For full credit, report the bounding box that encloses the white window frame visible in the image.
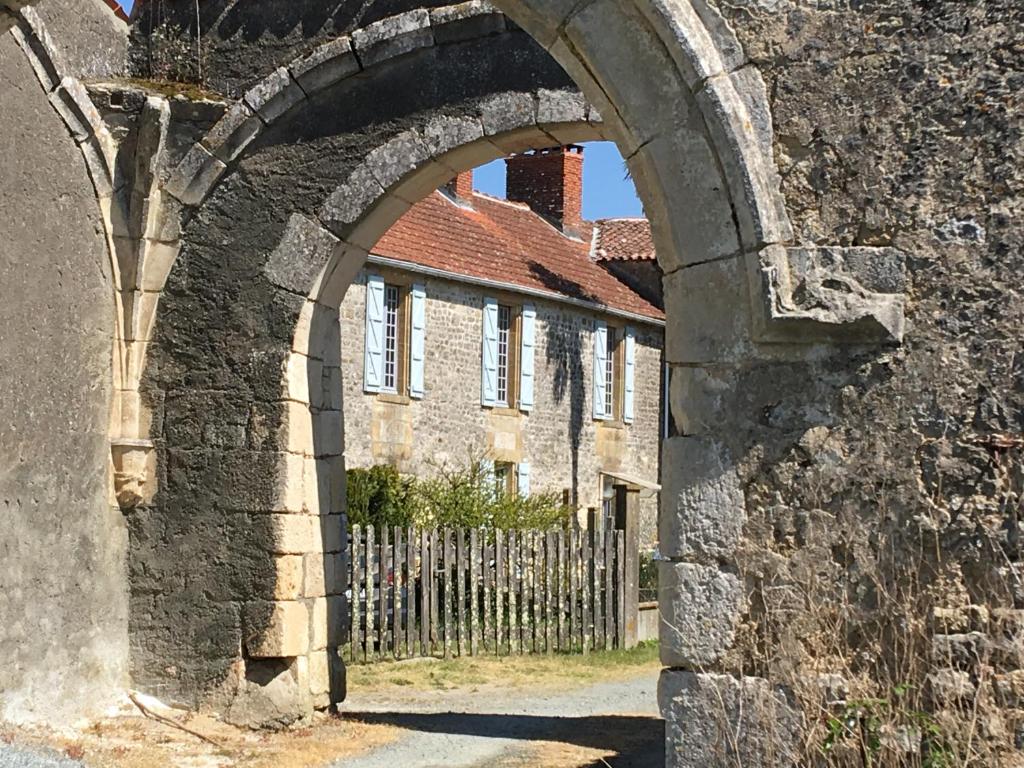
[382,283,401,393]
[495,303,512,407]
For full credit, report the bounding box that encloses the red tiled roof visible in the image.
[373,191,664,321]
[592,218,657,262]
[102,0,129,23]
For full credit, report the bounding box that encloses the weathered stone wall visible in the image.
[0,28,126,723]
[126,0,453,96]
[657,1,1024,764]
[34,0,126,78]
[129,12,589,718]
[339,267,663,540]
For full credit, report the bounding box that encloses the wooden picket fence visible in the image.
[343,524,638,663]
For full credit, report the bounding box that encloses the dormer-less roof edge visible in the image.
[365,253,665,328]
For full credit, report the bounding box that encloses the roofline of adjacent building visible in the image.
[365,254,666,328]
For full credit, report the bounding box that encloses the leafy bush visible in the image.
[346,465,415,529]
[346,458,570,532]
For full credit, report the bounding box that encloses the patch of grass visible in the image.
[346,641,660,694]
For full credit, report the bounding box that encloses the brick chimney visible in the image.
[505,145,584,237]
[444,170,474,203]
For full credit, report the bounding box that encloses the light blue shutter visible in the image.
[409,283,426,399]
[519,304,536,412]
[481,298,498,407]
[517,462,531,497]
[623,326,636,424]
[363,275,385,393]
[593,320,608,420]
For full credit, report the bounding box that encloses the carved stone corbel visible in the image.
[747,244,907,345]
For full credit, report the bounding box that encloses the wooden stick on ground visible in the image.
[127,692,224,748]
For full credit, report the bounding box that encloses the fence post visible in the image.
[615,485,640,649]
[365,524,375,662]
[350,524,361,663]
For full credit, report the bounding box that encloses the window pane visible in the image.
[496,304,511,405]
[605,329,615,417]
[383,284,400,392]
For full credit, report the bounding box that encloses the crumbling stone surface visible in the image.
[0,29,126,724]
[659,670,801,768]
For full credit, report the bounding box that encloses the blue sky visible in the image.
[474,141,642,220]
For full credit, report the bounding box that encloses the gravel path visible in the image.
[333,670,663,768]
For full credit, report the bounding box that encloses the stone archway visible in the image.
[121,0,904,757]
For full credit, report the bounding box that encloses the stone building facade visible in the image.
[1,0,1022,765]
[338,163,665,540]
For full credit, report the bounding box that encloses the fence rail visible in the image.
[344,524,637,662]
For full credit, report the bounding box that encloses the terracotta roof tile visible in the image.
[373,191,664,321]
[592,218,657,262]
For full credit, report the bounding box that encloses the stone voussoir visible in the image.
[430,1,506,45]
[164,143,228,207]
[694,66,793,251]
[200,99,264,163]
[243,66,307,124]
[288,36,361,95]
[352,9,434,68]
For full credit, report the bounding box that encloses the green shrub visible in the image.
[345,458,570,532]
[346,465,415,529]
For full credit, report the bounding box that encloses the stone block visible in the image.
[478,91,537,138]
[164,143,227,206]
[352,10,434,68]
[271,513,318,555]
[224,656,311,728]
[274,452,306,513]
[320,514,346,554]
[280,400,314,456]
[660,436,745,560]
[49,76,103,143]
[243,67,306,124]
[141,190,183,242]
[501,0,578,48]
[663,256,751,364]
[430,2,506,44]
[311,595,348,651]
[315,410,344,458]
[536,87,587,127]
[420,113,485,162]
[273,555,304,601]
[695,68,792,250]
[201,100,263,163]
[139,239,181,292]
[927,668,976,707]
[290,37,360,95]
[244,601,309,658]
[626,128,741,272]
[659,562,743,668]
[321,163,386,232]
[304,555,326,598]
[667,365,735,437]
[931,632,990,670]
[265,213,339,297]
[659,670,801,768]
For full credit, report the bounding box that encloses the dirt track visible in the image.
[334,669,663,767]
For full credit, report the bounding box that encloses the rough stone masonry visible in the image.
[0,0,1021,765]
